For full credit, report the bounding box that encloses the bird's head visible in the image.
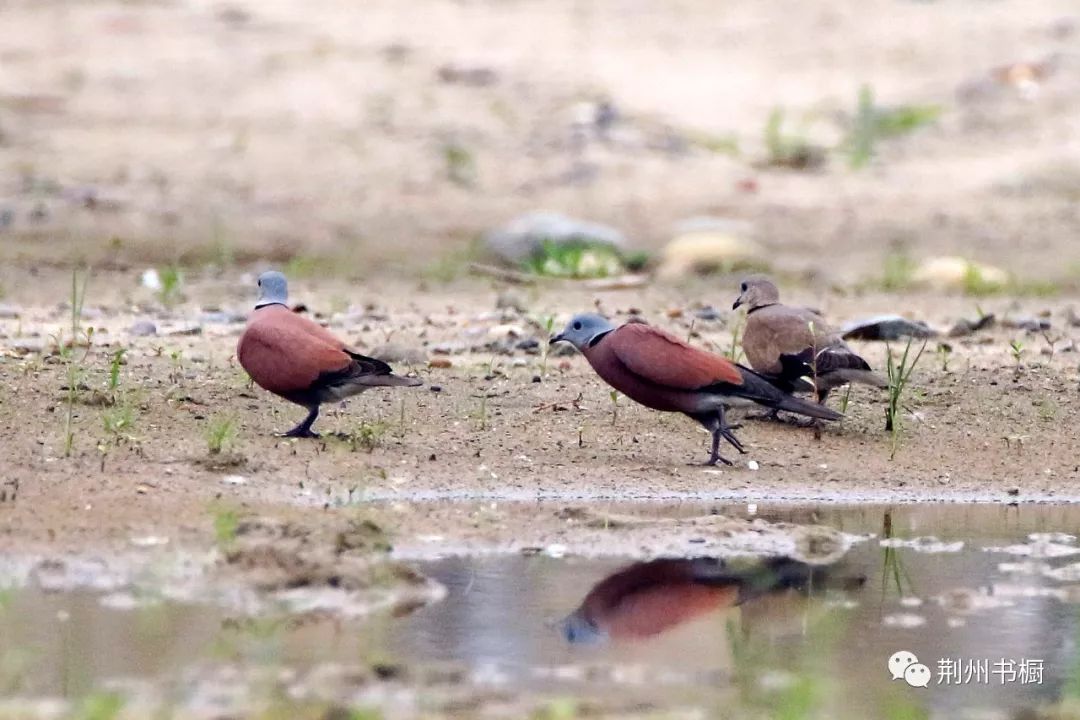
[255,270,289,309]
[550,313,615,350]
[558,610,607,645]
[732,275,780,311]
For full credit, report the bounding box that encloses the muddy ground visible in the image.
[1,272,1079,554]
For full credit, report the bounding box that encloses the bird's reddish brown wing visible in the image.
[606,323,742,389]
[237,314,351,396]
[255,304,348,349]
[604,584,738,639]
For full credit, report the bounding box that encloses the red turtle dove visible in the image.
[237,271,421,438]
[550,313,841,465]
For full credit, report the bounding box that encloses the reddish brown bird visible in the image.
[560,557,825,644]
[550,314,841,465]
[237,271,422,438]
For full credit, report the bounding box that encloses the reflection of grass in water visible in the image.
[881,511,916,599]
[214,617,289,657]
[0,588,35,696]
[727,601,931,719]
[530,698,580,720]
[1062,614,1080,702]
[726,607,842,719]
[881,696,931,720]
[71,691,125,720]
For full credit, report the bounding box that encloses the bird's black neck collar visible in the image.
[746,303,777,315]
[588,329,614,348]
[254,301,287,310]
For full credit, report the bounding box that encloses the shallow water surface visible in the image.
[4,503,1080,719]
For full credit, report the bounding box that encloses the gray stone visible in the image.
[841,315,937,341]
[164,324,203,337]
[128,320,158,337]
[8,337,45,354]
[484,211,626,265]
[1004,316,1051,332]
[948,313,996,337]
[437,63,499,87]
[0,303,21,319]
[515,338,541,354]
[495,291,527,313]
[431,342,467,356]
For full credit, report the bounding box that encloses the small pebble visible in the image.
[9,337,45,353]
[545,543,568,558]
[747,460,760,471]
[141,268,162,291]
[128,319,157,337]
[165,324,202,336]
[495,291,527,313]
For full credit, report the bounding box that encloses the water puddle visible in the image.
[4,503,1080,719]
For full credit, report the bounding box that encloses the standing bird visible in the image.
[550,314,841,465]
[237,271,422,438]
[733,276,887,406]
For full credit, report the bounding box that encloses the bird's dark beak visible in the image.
[550,333,565,345]
[732,298,743,310]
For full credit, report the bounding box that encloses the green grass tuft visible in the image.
[881,247,917,291]
[847,85,941,169]
[344,420,390,453]
[885,337,927,459]
[157,265,183,307]
[205,415,238,456]
[764,107,825,169]
[522,240,625,279]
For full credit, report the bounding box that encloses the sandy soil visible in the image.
[2,0,1080,285]
[1,270,1079,561]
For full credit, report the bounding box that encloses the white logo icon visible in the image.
[904,663,932,687]
[888,650,920,681]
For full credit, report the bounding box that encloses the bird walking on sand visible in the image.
[733,276,887,406]
[549,314,841,465]
[237,271,422,438]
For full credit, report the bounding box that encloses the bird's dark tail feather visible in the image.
[722,366,843,421]
[773,391,842,421]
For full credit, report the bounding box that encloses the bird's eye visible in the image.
[257,279,262,286]
[573,321,582,330]
[740,283,747,292]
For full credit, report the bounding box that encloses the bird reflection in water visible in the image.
[560,556,864,645]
